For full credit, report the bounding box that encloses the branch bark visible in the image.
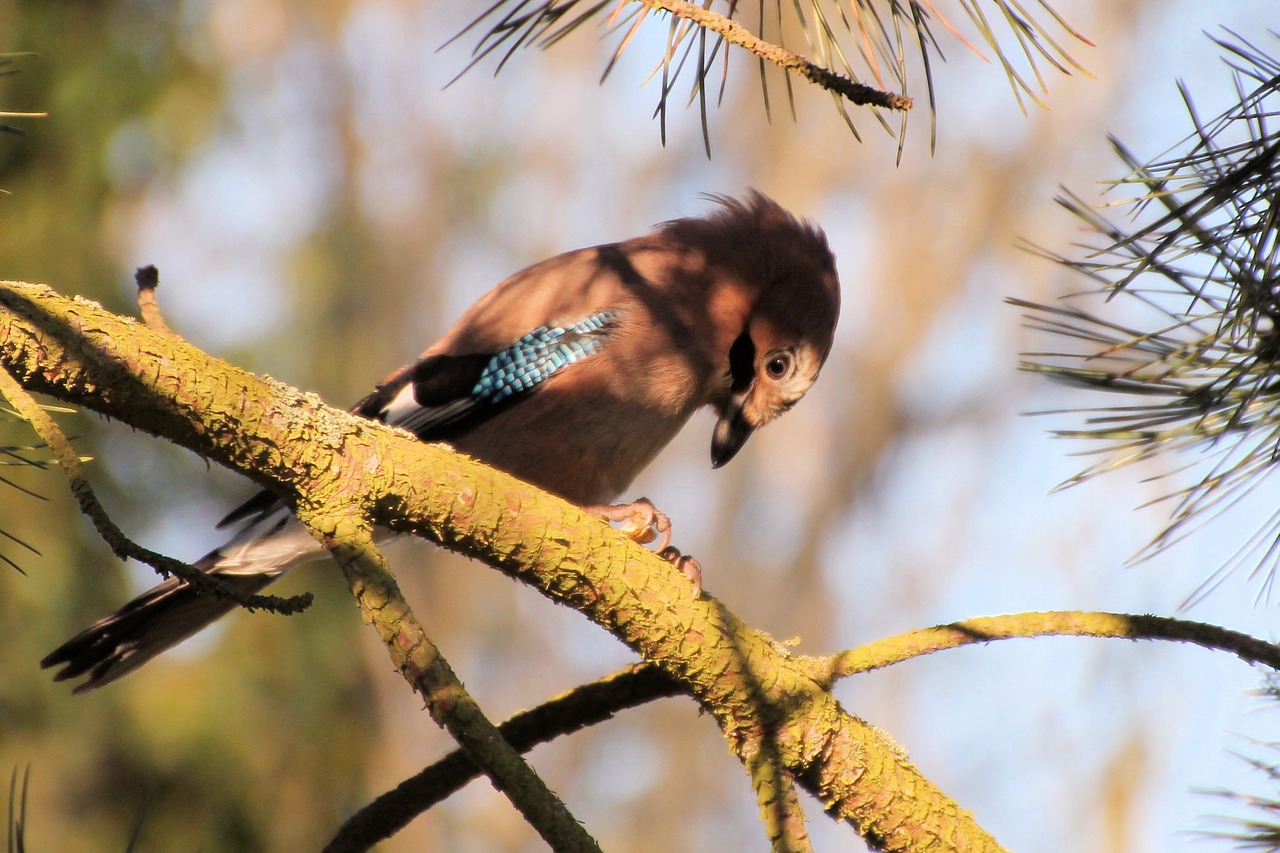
[810,610,1280,684]
[0,280,1001,852]
[325,664,681,851]
[336,609,1280,848]
[317,519,602,853]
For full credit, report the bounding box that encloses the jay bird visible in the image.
[42,191,841,692]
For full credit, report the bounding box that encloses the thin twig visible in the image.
[133,265,173,335]
[810,610,1280,684]
[641,0,912,110]
[326,664,679,851]
[0,363,310,615]
[319,522,603,853]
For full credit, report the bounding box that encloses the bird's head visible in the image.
[703,194,841,468]
[710,280,839,467]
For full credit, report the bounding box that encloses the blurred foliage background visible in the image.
[2,1,1279,851]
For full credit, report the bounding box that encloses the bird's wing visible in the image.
[217,310,621,530]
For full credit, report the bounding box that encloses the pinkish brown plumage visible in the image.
[43,191,840,691]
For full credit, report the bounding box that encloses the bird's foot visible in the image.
[585,497,672,551]
[585,499,702,597]
[658,546,703,597]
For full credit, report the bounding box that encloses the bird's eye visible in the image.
[765,352,792,380]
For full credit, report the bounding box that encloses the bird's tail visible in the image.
[41,565,278,693]
[43,507,322,693]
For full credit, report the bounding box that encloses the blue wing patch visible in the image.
[471,311,619,404]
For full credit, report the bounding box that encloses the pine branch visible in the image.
[1019,31,1280,598]
[450,1,1089,148]
[1195,683,1280,853]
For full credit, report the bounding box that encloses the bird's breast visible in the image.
[448,377,695,506]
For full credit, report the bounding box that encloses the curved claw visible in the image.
[659,546,703,598]
[585,498,672,552]
[586,498,700,596]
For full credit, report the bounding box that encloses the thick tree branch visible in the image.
[0,281,1000,852]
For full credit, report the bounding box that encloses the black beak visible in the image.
[711,388,754,468]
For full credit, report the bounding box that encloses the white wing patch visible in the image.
[211,507,325,576]
[378,382,424,430]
